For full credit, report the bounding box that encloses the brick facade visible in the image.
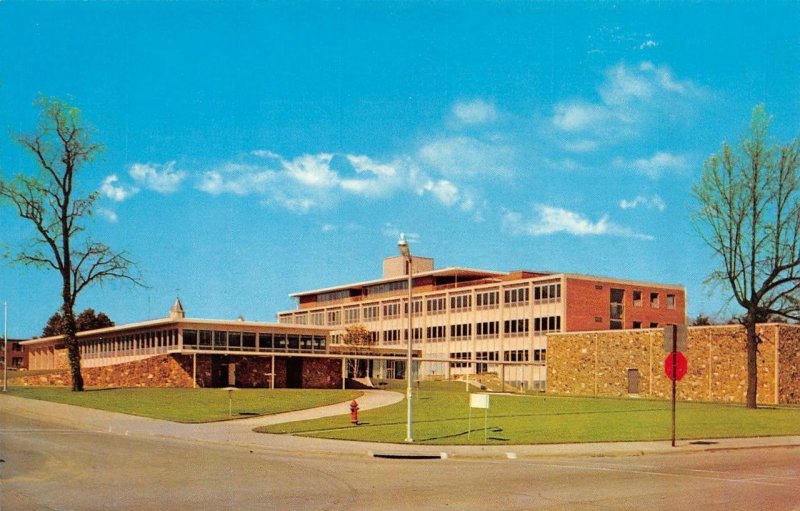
[547,324,800,405]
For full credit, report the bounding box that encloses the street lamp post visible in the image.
[398,234,413,443]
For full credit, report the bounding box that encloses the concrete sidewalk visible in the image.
[2,392,799,460]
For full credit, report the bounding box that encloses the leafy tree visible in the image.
[0,97,141,391]
[692,104,800,408]
[42,308,115,337]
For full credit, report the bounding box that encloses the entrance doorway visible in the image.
[627,368,640,394]
[287,358,303,388]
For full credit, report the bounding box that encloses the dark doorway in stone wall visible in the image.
[211,357,225,387]
[286,358,303,388]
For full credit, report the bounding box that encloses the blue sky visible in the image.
[1,2,798,337]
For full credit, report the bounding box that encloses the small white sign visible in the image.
[470,393,490,409]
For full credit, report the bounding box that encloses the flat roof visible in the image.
[21,317,331,347]
[289,266,509,298]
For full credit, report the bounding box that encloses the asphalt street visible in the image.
[1,402,799,510]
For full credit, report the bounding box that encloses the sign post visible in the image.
[468,393,490,441]
[663,324,688,447]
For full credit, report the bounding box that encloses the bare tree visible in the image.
[342,324,376,378]
[692,104,800,408]
[0,97,141,391]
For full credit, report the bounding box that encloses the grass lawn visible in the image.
[3,386,362,423]
[256,380,800,445]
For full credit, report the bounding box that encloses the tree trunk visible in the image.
[745,318,758,409]
[62,286,84,391]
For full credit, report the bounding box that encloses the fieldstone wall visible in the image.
[778,324,800,404]
[14,354,343,390]
[547,324,797,405]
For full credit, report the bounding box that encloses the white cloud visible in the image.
[503,205,653,240]
[284,154,338,188]
[418,136,513,178]
[198,164,276,195]
[423,179,459,207]
[639,40,658,50]
[551,62,703,150]
[100,175,139,202]
[451,99,498,125]
[619,195,666,211]
[96,207,118,223]
[615,151,692,179]
[321,224,336,233]
[129,161,187,193]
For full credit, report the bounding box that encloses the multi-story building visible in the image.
[278,255,686,390]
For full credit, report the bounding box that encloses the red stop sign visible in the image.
[664,352,688,381]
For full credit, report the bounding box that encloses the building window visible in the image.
[404,300,423,316]
[650,292,660,308]
[310,311,325,325]
[318,290,351,302]
[504,287,529,306]
[450,323,472,340]
[533,316,560,334]
[452,352,471,368]
[327,310,341,325]
[476,291,499,309]
[533,349,546,362]
[667,294,676,310]
[363,305,379,322]
[383,329,401,344]
[366,280,407,296]
[476,321,499,338]
[426,297,446,314]
[382,302,400,319]
[534,283,561,303]
[426,325,446,342]
[503,349,529,362]
[450,294,472,311]
[504,318,530,336]
[632,321,642,329]
[610,288,624,330]
[633,290,642,307]
[650,322,659,328]
[294,313,308,325]
[344,307,359,324]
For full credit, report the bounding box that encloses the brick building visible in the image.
[278,254,686,390]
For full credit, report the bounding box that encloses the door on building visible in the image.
[627,368,640,394]
[287,358,303,388]
[227,363,236,387]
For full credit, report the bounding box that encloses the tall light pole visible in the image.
[398,233,413,443]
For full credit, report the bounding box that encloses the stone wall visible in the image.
[547,324,798,405]
[778,324,800,404]
[14,353,343,390]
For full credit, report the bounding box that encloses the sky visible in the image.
[1,2,798,338]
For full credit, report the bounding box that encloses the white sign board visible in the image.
[663,325,688,352]
[470,393,490,409]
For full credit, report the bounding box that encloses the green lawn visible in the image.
[4,386,362,423]
[256,381,800,445]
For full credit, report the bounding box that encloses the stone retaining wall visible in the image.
[547,324,800,405]
[14,353,343,390]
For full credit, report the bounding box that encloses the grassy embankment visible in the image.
[4,386,362,423]
[255,380,800,445]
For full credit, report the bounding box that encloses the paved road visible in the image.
[2,399,799,510]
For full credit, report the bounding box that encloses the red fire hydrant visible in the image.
[350,400,359,425]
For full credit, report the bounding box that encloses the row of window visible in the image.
[287,284,564,325]
[450,350,546,368]
[632,290,676,309]
[80,329,179,358]
[370,316,561,344]
[182,329,327,352]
